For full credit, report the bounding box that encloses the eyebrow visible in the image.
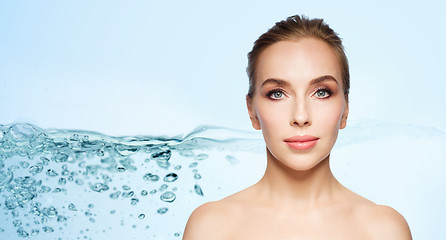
[260,75,338,88]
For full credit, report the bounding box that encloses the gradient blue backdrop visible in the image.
[1,0,445,239]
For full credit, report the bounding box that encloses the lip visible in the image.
[284,135,319,151]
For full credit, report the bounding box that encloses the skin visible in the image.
[183,38,412,240]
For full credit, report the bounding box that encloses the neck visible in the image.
[255,148,341,208]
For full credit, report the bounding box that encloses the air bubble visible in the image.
[163,173,178,182]
[160,191,176,203]
[157,207,168,215]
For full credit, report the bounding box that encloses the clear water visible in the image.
[0,121,445,239]
[0,122,264,239]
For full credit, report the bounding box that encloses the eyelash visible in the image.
[266,89,286,100]
[313,87,332,99]
[266,87,333,100]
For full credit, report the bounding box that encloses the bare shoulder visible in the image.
[355,203,412,239]
[182,199,240,240]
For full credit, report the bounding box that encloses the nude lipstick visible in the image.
[284,135,319,150]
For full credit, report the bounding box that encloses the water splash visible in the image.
[0,120,445,239]
[0,122,263,239]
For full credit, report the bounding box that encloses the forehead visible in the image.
[255,39,342,87]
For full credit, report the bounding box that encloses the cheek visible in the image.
[314,101,345,130]
[256,101,287,131]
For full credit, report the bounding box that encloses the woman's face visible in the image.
[247,38,349,171]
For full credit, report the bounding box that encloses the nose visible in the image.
[290,98,311,127]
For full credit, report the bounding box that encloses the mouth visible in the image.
[284,135,319,151]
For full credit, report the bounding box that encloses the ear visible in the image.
[246,95,261,130]
[340,102,349,129]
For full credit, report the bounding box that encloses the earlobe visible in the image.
[246,96,261,130]
[340,104,349,129]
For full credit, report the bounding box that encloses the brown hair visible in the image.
[246,15,350,101]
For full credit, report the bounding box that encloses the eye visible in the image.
[267,89,285,100]
[314,88,331,99]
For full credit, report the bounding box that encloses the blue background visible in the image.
[1,0,445,239]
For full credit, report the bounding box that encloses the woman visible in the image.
[183,15,412,239]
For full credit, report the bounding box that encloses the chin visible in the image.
[267,148,330,172]
[281,157,325,172]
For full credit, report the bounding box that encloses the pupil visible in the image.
[274,92,281,98]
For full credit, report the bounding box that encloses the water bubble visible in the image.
[90,183,109,192]
[46,169,58,177]
[70,133,80,141]
[117,167,126,172]
[157,159,170,169]
[152,150,171,169]
[160,191,176,203]
[110,210,116,214]
[122,191,134,198]
[89,218,95,223]
[32,165,46,176]
[138,213,145,219]
[61,169,70,176]
[19,161,30,168]
[163,173,178,182]
[174,165,182,170]
[75,179,84,185]
[12,209,19,217]
[86,165,100,175]
[96,149,104,157]
[88,203,94,208]
[8,123,37,141]
[42,226,54,233]
[140,190,148,196]
[159,184,168,191]
[17,227,29,237]
[130,198,139,205]
[40,156,50,165]
[43,206,58,218]
[102,174,112,183]
[0,171,13,190]
[39,186,51,193]
[194,173,202,180]
[31,229,39,236]
[8,164,20,172]
[58,177,67,185]
[122,185,131,190]
[188,162,198,168]
[149,189,157,195]
[52,152,68,163]
[225,155,240,164]
[115,144,139,156]
[109,191,121,199]
[174,232,180,237]
[57,215,67,222]
[13,219,22,227]
[195,153,209,160]
[151,150,171,161]
[82,135,89,141]
[194,184,204,196]
[68,203,78,211]
[157,207,168,215]
[143,173,159,182]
